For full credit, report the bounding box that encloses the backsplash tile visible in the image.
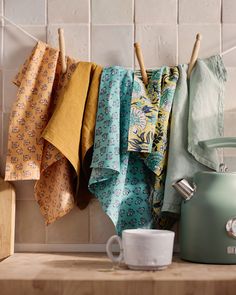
[222,24,236,67]
[46,207,89,244]
[135,24,177,68]
[224,67,236,112]
[4,0,46,25]
[48,0,90,24]
[15,200,46,243]
[2,69,18,112]
[135,0,177,24]
[2,112,10,155]
[47,24,90,61]
[222,0,236,23]
[92,0,134,24]
[178,24,221,64]
[13,181,35,200]
[3,26,46,69]
[179,0,221,24]
[89,199,115,244]
[91,25,134,67]
[0,0,236,251]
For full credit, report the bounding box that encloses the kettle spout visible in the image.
[172,179,196,201]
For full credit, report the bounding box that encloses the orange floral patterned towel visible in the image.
[5,41,77,224]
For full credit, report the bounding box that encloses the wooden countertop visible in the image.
[0,253,236,295]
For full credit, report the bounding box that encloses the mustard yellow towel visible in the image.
[42,62,102,208]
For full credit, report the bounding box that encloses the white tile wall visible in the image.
[13,181,35,200]
[46,207,89,244]
[178,24,221,64]
[91,25,134,67]
[2,112,10,155]
[135,24,177,68]
[92,0,134,24]
[179,0,221,24]
[3,69,17,112]
[47,24,90,61]
[224,68,236,112]
[89,199,115,243]
[222,24,236,67]
[3,26,46,69]
[222,0,236,23]
[5,0,46,25]
[0,0,236,251]
[48,0,90,24]
[135,0,177,24]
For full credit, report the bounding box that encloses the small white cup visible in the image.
[106,229,175,270]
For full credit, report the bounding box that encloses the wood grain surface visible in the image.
[0,178,15,260]
[0,253,236,295]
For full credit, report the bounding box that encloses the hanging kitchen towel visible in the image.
[5,41,102,224]
[5,41,78,224]
[76,65,103,210]
[163,55,227,216]
[35,58,81,224]
[128,67,179,228]
[42,62,102,214]
[89,67,153,235]
[5,41,60,181]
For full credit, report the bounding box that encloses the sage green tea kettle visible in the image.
[173,137,236,264]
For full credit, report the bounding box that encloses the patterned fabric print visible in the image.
[35,59,78,224]
[89,67,153,236]
[128,75,157,153]
[128,67,179,227]
[5,41,77,224]
[5,41,59,180]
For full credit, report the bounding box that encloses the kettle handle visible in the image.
[199,137,236,149]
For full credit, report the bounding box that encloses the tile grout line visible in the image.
[0,0,5,71]
[45,0,48,43]
[177,0,179,25]
[220,0,223,55]
[220,0,225,163]
[89,0,92,63]
[1,0,4,116]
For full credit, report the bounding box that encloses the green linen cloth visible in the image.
[162,55,227,216]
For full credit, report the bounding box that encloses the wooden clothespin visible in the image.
[187,33,202,79]
[134,42,148,85]
[58,28,67,74]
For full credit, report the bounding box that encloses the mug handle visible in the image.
[106,235,123,263]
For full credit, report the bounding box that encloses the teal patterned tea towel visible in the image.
[89,67,153,235]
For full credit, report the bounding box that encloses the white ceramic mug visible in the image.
[106,229,175,270]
